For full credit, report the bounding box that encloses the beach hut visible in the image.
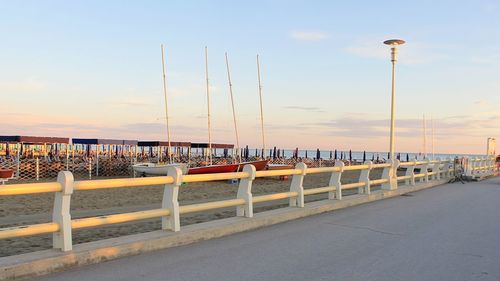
[0,135,70,179]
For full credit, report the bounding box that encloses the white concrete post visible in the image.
[52,171,74,251]
[289,162,307,207]
[445,158,453,178]
[432,157,441,180]
[358,161,373,195]
[162,166,182,232]
[382,159,399,190]
[330,160,344,200]
[419,158,430,183]
[237,164,256,217]
[489,156,495,175]
[477,157,483,175]
[405,160,416,186]
[474,157,480,176]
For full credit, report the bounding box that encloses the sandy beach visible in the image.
[0,169,385,257]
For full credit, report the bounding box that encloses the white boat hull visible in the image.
[132,163,187,175]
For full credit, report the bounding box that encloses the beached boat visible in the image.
[266,163,294,170]
[133,163,188,176]
[132,45,185,176]
[187,163,239,175]
[237,159,269,171]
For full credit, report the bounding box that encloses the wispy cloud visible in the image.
[290,31,328,41]
[0,77,47,93]
[283,106,325,113]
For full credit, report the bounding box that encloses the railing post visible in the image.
[162,166,182,232]
[432,157,441,180]
[405,160,416,186]
[330,160,344,200]
[237,164,256,218]
[358,161,372,195]
[289,162,307,207]
[418,158,430,183]
[445,158,453,178]
[382,159,399,190]
[52,171,74,251]
[489,156,495,175]
[473,157,479,177]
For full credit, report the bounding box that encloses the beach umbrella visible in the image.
[305,150,308,158]
[406,153,409,162]
[273,146,277,159]
[363,151,366,162]
[334,149,337,160]
[349,150,352,162]
[316,148,320,160]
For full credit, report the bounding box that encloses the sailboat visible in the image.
[248,54,289,171]
[133,45,187,176]
[187,47,240,175]
[224,52,269,172]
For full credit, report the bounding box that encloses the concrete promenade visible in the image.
[39,177,500,281]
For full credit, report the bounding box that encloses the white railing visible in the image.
[0,156,496,252]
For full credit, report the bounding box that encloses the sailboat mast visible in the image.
[423,114,427,159]
[431,115,435,160]
[257,54,266,159]
[160,44,172,164]
[205,47,213,165]
[225,52,241,163]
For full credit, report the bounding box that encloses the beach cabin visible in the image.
[137,141,191,163]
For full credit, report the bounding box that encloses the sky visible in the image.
[1,0,499,154]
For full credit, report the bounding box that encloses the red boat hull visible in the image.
[237,160,269,171]
[187,164,239,175]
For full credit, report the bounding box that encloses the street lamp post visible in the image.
[383,39,405,161]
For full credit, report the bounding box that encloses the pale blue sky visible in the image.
[1,0,499,153]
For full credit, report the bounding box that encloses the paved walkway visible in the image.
[40,178,500,281]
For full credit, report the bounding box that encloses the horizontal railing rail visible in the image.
[0,156,497,252]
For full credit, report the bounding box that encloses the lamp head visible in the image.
[383,39,406,46]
